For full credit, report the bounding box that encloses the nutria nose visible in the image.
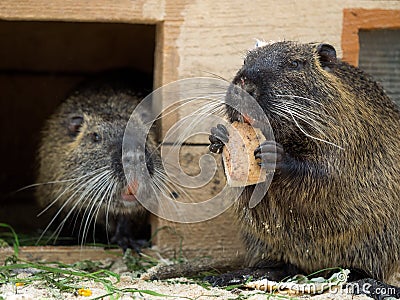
[112,132,146,179]
[236,75,258,99]
[240,62,263,82]
[122,151,146,168]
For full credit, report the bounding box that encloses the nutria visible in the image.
[36,71,161,250]
[208,41,400,297]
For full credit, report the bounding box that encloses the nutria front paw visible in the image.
[254,140,284,172]
[110,218,149,253]
[209,124,229,154]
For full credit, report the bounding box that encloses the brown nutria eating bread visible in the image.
[208,41,400,299]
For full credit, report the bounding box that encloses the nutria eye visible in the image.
[92,132,101,143]
[290,60,300,70]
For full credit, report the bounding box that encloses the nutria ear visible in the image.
[317,43,337,72]
[68,115,84,136]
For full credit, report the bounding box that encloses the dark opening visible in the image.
[0,21,155,241]
[359,29,400,106]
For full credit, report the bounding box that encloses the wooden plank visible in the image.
[150,210,245,260]
[342,9,400,66]
[0,0,164,23]
[154,2,186,138]
[0,246,122,263]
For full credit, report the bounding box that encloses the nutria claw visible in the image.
[110,217,150,253]
[204,264,299,287]
[209,124,229,153]
[204,273,248,287]
[254,140,284,171]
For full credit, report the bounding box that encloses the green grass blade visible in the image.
[0,223,19,257]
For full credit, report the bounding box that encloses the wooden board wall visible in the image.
[342,9,400,66]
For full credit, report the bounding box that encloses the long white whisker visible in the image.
[82,173,115,245]
[104,179,119,244]
[276,94,325,106]
[52,170,111,242]
[37,167,109,217]
[153,169,198,205]
[148,93,226,125]
[273,104,328,137]
[39,175,98,241]
[147,99,224,159]
[38,168,111,243]
[78,171,113,244]
[97,178,118,243]
[281,102,344,149]
[280,101,329,121]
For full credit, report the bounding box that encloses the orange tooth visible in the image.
[243,114,254,125]
[127,180,139,195]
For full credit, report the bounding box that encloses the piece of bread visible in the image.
[222,121,267,187]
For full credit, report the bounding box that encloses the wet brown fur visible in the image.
[230,41,400,282]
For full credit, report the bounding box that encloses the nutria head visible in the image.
[225,41,343,149]
[36,77,160,242]
[227,40,400,153]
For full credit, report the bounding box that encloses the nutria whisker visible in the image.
[272,103,329,137]
[274,97,333,124]
[199,71,230,83]
[145,98,225,165]
[272,94,342,146]
[276,94,325,106]
[153,167,198,206]
[52,170,113,242]
[149,93,226,125]
[79,171,114,245]
[273,102,326,126]
[280,101,344,149]
[163,99,225,147]
[16,166,109,194]
[36,167,110,217]
[277,100,330,122]
[152,169,175,196]
[84,175,117,245]
[38,168,113,244]
[62,169,113,244]
[104,180,118,243]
